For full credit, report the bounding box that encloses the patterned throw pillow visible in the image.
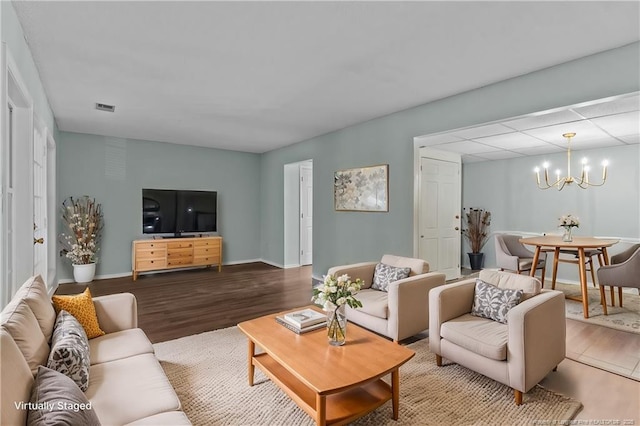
[27,366,100,426]
[371,263,411,292]
[52,288,105,338]
[47,310,91,391]
[471,279,523,324]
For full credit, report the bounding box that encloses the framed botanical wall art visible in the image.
[334,164,388,212]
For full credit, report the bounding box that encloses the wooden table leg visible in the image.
[392,369,400,420]
[552,247,560,290]
[599,284,608,315]
[529,246,541,277]
[248,340,255,386]
[316,394,326,426]
[578,248,589,319]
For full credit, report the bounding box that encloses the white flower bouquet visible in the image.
[558,214,580,229]
[312,274,363,344]
[59,196,104,265]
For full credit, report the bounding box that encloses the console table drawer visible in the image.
[167,241,193,249]
[193,246,220,257]
[136,249,166,260]
[193,256,217,265]
[167,257,194,266]
[167,248,193,258]
[135,242,166,250]
[136,259,167,271]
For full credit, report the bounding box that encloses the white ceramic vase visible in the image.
[73,263,96,283]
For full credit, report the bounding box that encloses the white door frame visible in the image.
[413,140,462,278]
[1,44,35,306]
[283,159,313,268]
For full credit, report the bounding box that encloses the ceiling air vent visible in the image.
[96,103,115,112]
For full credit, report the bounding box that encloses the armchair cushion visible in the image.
[371,263,411,292]
[479,269,541,301]
[380,254,429,276]
[355,289,389,319]
[471,279,523,324]
[440,313,508,361]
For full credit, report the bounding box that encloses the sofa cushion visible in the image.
[1,299,50,374]
[381,254,429,276]
[52,288,106,339]
[471,279,523,324]
[86,353,182,425]
[47,310,91,391]
[355,289,389,319]
[27,366,100,426]
[441,313,508,361]
[1,329,35,426]
[15,275,56,343]
[371,263,411,292]
[89,328,154,365]
[479,269,541,301]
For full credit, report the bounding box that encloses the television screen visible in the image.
[142,189,177,233]
[142,189,217,235]
[176,190,217,233]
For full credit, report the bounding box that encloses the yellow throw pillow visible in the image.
[52,288,105,339]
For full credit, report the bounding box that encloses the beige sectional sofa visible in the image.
[1,275,190,425]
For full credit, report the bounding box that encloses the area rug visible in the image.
[154,326,582,425]
[554,282,640,334]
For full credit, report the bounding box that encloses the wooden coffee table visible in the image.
[238,306,415,426]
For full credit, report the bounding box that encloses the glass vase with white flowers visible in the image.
[558,214,579,242]
[312,274,363,346]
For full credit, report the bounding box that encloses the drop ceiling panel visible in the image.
[590,111,640,137]
[502,110,584,131]
[431,141,500,154]
[522,120,610,144]
[473,132,548,149]
[474,151,525,161]
[450,123,514,140]
[512,144,566,156]
[573,94,640,118]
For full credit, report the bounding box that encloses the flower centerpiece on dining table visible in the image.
[312,274,363,346]
[558,214,579,242]
[59,196,104,282]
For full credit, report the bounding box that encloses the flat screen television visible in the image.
[142,189,217,236]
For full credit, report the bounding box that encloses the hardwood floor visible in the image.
[56,263,640,421]
[56,263,313,343]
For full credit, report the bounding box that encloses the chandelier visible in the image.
[534,132,608,190]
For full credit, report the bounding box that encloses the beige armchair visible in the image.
[429,270,565,405]
[327,254,446,342]
[597,243,640,311]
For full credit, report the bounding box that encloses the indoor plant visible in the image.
[312,274,363,346]
[59,196,104,283]
[462,207,492,270]
[558,214,579,242]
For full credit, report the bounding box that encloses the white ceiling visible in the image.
[11,1,640,154]
[416,93,640,163]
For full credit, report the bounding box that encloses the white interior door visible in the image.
[33,121,47,279]
[419,156,461,280]
[299,163,313,265]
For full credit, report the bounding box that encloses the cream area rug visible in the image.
[554,282,640,334]
[154,326,581,426]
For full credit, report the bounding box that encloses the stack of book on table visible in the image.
[276,308,327,334]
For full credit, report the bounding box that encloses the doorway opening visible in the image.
[284,160,313,268]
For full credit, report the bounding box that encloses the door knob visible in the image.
[34,238,44,245]
[455,215,459,219]
[454,227,460,231]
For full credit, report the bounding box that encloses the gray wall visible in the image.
[57,132,261,280]
[259,42,640,280]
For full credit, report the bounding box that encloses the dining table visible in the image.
[519,235,620,318]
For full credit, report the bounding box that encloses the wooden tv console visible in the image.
[132,236,222,281]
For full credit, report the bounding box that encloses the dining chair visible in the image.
[495,234,546,286]
[596,243,640,312]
